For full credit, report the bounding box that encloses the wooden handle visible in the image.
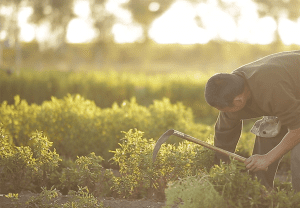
[173,130,246,163]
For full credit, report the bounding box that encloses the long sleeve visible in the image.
[214,111,243,164]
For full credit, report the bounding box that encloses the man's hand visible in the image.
[244,127,300,172]
[244,154,270,172]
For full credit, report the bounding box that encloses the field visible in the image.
[0,53,299,207]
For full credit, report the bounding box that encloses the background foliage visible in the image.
[1,0,300,206]
[0,94,217,162]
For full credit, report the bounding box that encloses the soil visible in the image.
[0,193,166,208]
[101,198,166,208]
[0,171,290,208]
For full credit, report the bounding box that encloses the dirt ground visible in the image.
[0,193,166,208]
[101,198,166,208]
[0,171,290,208]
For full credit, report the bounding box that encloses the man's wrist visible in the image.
[264,152,276,166]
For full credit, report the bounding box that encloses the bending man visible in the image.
[204,50,300,191]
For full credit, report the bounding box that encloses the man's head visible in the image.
[205,73,250,113]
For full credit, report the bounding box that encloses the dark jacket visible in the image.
[214,50,300,162]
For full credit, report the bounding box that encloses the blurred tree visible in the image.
[28,0,75,70]
[0,0,24,74]
[90,0,115,43]
[122,0,175,67]
[89,0,116,66]
[193,0,242,41]
[252,0,300,43]
[0,15,4,67]
[122,0,175,43]
[216,0,241,24]
[29,0,75,49]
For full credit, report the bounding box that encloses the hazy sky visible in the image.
[9,0,300,45]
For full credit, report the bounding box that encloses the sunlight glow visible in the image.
[20,24,35,42]
[112,23,143,43]
[7,0,300,45]
[249,17,277,45]
[18,7,35,42]
[278,18,300,45]
[67,18,96,43]
[149,1,211,44]
[74,0,90,18]
[106,0,132,23]
[35,23,50,43]
[196,2,238,42]
[66,0,98,43]
[149,2,160,12]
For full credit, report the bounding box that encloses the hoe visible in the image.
[152,129,246,163]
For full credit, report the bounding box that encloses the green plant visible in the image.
[0,126,36,192]
[5,193,20,207]
[25,186,60,208]
[36,94,103,159]
[164,176,224,208]
[0,127,61,193]
[0,94,215,164]
[0,69,217,120]
[60,153,114,197]
[0,96,40,147]
[110,129,214,199]
[61,187,104,208]
[208,160,267,207]
[31,131,62,188]
[165,159,300,208]
[236,131,256,158]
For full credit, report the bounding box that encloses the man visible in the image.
[204,50,300,191]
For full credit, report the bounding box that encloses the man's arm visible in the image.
[245,127,300,172]
[214,112,242,164]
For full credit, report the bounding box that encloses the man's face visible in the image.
[216,90,249,113]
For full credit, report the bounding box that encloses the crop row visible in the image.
[0,69,218,121]
[0,94,255,162]
[1,126,298,208]
[0,95,297,207]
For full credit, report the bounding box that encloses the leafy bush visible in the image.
[61,187,104,208]
[31,131,62,188]
[164,176,224,208]
[0,96,40,146]
[35,94,103,159]
[165,160,300,208]
[0,70,217,120]
[0,95,214,163]
[236,131,256,158]
[110,129,214,199]
[0,126,61,193]
[209,160,266,207]
[25,186,60,208]
[59,152,114,197]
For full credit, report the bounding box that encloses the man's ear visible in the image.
[232,94,244,106]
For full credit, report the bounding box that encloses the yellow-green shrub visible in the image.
[36,95,102,159]
[236,131,256,158]
[165,160,300,208]
[59,153,114,197]
[0,126,61,193]
[0,96,40,146]
[0,94,269,170]
[164,176,224,208]
[110,129,214,199]
[0,70,217,120]
[0,95,214,163]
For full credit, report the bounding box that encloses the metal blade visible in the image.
[152,129,174,162]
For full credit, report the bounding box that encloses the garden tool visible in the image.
[152,129,246,163]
